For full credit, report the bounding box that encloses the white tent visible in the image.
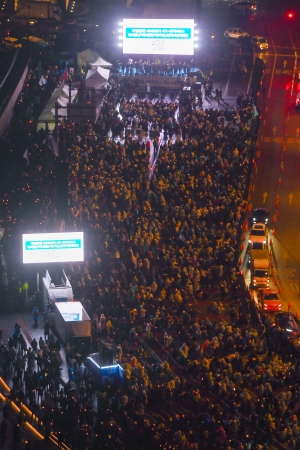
[77,49,99,68]
[90,56,112,68]
[85,67,108,90]
[37,82,77,131]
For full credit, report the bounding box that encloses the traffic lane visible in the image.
[259,54,296,136]
[272,247,300,316]
[285,17,300,49]
[224,52,253,97]
[266,140,300,316]
[271,234,300,312]
[272,19,295,49]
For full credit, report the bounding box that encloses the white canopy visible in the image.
[37,82,77,131]
[77,49,100,68]
[90,56,112,67]
[85,67,109,90]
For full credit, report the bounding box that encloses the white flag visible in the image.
[43,135,59,157]
[23,148,29,166]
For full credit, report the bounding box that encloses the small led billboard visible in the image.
[122,18,195,56]
[22,232,84,264]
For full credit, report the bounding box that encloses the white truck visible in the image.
[16,1,62,21]
[250,248,270,288]
[53,301,92,348]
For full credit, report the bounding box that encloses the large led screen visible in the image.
[22,232,84,264]
[122,19,195,56]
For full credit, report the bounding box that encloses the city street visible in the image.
[196,0,300,316]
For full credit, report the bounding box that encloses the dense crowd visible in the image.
[2,61,300,450]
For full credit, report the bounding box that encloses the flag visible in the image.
[23,148,29,166]
[43,136,59,157]
[39,76,47,86]
[62,64,68,81]
[252,104,259,118]
[178,232,186,244]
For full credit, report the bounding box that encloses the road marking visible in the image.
[296,128,300,138]
[263,191,268,203]
[283,251,288,266]
[263,136,283,143]
[291,53,298,97]
[274,268,297,277]
[265,106,268,111]
[289,193,294,204]
[272,126,277,136]
[290,283,299,291]
[225,53,236,97]
[268,53,277,98]
[263,137,300,144]
[275,69,292,75]
[283,60,288,68]
[263,119,266,125]
[247,64,254,95]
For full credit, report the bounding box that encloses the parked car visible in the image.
[224,27,249,39]
[229,1,257,12]
[251,36,268,51]
[274,312,300,335]
[258,288,281,312]
[248,223,268,248]
[252,208,270,225]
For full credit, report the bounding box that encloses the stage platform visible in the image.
[118,75,197,90]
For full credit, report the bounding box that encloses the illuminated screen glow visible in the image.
[22,232,84,263]
[122,18,195,55]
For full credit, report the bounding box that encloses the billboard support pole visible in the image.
[37,272,40,292]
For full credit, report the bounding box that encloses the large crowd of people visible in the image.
[2,60,300,450]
